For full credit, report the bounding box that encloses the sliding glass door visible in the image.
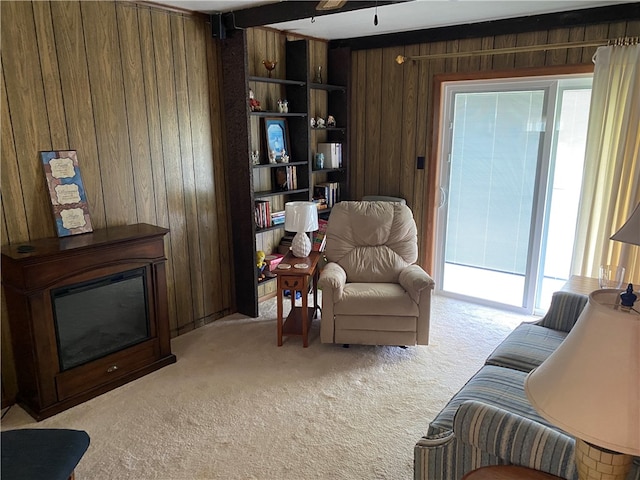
[435,76,591,313]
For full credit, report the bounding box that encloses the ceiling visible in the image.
[151,0,637,41]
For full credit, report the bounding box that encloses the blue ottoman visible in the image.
[1,429,90,480]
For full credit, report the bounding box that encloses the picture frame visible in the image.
[263,117,290,162]
[40,150,93,237]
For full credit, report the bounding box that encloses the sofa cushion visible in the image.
[427,365,560,436]
[485,323,568,372]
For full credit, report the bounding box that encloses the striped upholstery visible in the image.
[485,323,567,372]
[427,366,558,436]
[413,290,640,480]
[535,291,587,332]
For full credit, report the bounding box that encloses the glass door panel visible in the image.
[441,88,546,308]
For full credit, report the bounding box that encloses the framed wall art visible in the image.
[263,117,290,162]
[40,150,93,237]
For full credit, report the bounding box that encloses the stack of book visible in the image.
[271,210,285,226]
[313,182,340,208]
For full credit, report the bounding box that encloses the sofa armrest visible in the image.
[399,265,435,303]
[535,291,588,333]
[318,262,347,301]
[454,400,577,479]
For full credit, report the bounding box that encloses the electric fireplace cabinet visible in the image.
[1,223,176,420]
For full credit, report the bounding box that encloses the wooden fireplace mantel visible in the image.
[1,223,176,420]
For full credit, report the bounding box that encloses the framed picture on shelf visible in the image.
[263,117,290,162]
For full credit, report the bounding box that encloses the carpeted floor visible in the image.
[1,294,535,480]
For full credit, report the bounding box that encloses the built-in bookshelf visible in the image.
[221,31,349,317]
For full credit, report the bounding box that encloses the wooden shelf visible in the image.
[249,76,305,86]
[255,187,309,199]
[256,224,285,233]
[250,111,307,118]
[253,161,308,170]
[283,306,317,336]
[309,82,346,92]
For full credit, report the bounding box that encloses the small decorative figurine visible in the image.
[249,88,261,112]
[256,250,266,281]
[280,150,290,163]
[268,150,277,164]
[327,115,336,127]
[262,59,277,77]
[277,99,289,114]
[251,150,260,165]
[310,118,316,128]
[620,283,637,309]
[316,117,325,128]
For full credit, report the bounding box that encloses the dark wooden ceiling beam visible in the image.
[221,0,409,30]
[330,3,640,50]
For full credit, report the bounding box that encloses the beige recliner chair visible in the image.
[318,201,435,346]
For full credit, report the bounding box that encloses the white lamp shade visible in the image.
[284,202,318,233]
[611,202,640,246]
[525,289,640,456]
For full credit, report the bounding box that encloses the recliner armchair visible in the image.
[318,201,435,346]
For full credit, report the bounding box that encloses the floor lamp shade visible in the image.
[525,290,640,458]
[284,202,318,258]
[610,202,640,246]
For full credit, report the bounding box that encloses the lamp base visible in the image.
[291,232,311,258]
[575,439,633,480]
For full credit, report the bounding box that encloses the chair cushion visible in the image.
[325,201,418,283]
[1,428,90,480]
[334,283,419,317]
[427,365,558,436]
[485,323,568,372]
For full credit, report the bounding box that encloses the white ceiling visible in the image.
[153,0,636,41]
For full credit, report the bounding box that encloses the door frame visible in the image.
[422,64,594,276]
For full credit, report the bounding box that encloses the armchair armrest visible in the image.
[318,262,347,301]
[534,291,588,333]
[399,265,434,303]
[454,400,577,479]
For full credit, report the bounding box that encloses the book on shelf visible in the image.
[313,182,340,208]
[254,200,271,229]
[312,218,328,252]
[274,165,298,192]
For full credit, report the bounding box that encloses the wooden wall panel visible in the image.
[1,1,233,402]
[51,1,107,229]
[349,19,639,272]
[1,2,56,240]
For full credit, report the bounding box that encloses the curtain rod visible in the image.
[395,37,639,64]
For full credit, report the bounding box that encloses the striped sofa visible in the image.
[414,291,640,480]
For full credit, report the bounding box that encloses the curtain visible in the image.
[572,43,640,285]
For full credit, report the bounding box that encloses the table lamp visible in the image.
[525,289,640,480]
[284,201,318,258]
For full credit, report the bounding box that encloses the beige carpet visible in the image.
[1,294,535,480]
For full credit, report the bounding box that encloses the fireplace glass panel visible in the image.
[52,267,150,371]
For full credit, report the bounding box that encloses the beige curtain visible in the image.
[573,43,640,285]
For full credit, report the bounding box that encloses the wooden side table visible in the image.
[462,466,562,480]
[561,275,599,295]
[276,251,320,348]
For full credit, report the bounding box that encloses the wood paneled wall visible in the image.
[1,1,232,403]
[349,19,640,271]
